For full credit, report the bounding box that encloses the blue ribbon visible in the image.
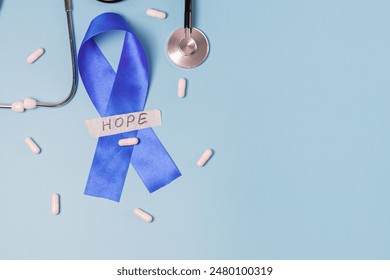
[78,13,181,202]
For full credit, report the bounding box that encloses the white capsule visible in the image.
[134,208,153,223]
[23,98,37,110]
[118,137,139,147]
[24,137,41,154]
[26,48,45,64]
[11,101,24,113]
[178,78,187,98]
[146,8,167,20]
[197,148,213,167]
[51,193,60,215]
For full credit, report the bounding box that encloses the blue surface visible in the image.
[0,0,390,259]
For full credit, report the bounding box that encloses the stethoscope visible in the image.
[167,0,209,69]
[0,0,208,112]
[99,0,210,69]
[0,0,77,112]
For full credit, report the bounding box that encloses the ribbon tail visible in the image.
[132,128,182,192]
[84,132,137,202]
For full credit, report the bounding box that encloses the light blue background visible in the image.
[0,0,389,259]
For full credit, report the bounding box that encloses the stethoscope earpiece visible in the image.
[167,0,209,69]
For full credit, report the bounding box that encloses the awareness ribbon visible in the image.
[78,13,181,202]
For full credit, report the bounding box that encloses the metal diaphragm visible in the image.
[167,27,209,69]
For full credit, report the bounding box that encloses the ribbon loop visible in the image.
[79,13,181,202]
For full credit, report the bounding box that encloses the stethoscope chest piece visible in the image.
[167,0,209,69]
[167,27,209,69]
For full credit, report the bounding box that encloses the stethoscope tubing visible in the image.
[0,0,78,109]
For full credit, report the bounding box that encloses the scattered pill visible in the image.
[23,98,37,110]
[11,101,24,113]
[24,137,41,154]
[51,193,60,215]
[178,78,187,98]
[118,137,139,146]
[146,8,167,20]
[197,148,213,167]
[134,208,153,223]
[26,48,45,64]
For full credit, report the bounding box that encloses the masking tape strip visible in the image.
[84,109,162,138]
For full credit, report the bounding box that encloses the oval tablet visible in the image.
[118,137,139,146]
[134,208,153,223]
[146,8,167,20]
[52,193,60,215]
[27,48,45,64]
[178,78,187,98]
[25,137,41,154]
[197,148,213,167]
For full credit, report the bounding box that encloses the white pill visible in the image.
[146,8,167,20]
[11,101,24,113]
[24,137,41,154]
[51,193,60,215]
[197,148,213,167]
[178,78,187,98]
[23,98,37,110]
[26,48,45,64]
[118,137,139,146]
[134,208,153,223]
